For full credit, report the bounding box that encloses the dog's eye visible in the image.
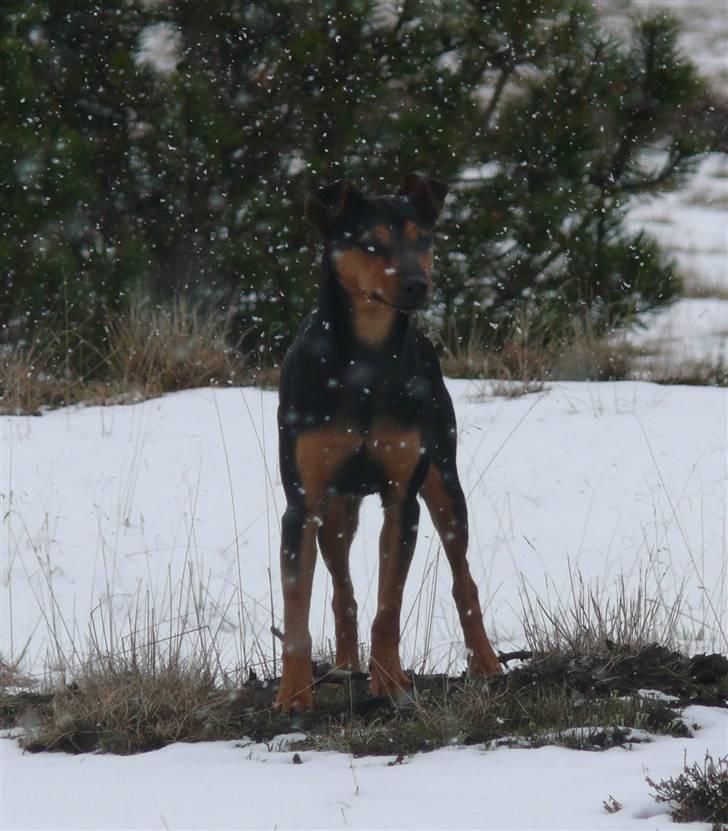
[416,234,433,251]
[360,240,386,257]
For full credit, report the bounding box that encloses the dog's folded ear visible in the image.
[399,173,448,225]
[305,180,359,234]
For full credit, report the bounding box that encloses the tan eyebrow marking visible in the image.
[403,221,419,243]
[371,224,393,247]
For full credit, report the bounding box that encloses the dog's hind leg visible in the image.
[421,463,501,676]
[318,495,362,671]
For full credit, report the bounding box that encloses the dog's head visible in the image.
[305,174,448,314]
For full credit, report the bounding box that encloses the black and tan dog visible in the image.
[276,174,501,713]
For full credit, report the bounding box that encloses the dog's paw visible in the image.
[275,669,314,714]
[467,651,502,677]
[369,658,412,699]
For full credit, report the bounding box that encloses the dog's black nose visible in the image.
[402,277,428,307]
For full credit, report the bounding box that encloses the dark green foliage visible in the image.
[1,1,721,364]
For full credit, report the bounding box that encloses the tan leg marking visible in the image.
[421,464,501,676]
[370,224,393,247]
[368,428,423,696]
[367,428,423,499]
[295,428,362,511]
[403,221,419,244]
[276,519,318,713]
[318,496,361,671]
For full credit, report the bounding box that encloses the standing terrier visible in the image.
[276,173,500,712]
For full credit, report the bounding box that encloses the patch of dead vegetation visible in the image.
[3,645,725,757]
[0,299,249,415]
[647,752,728,826]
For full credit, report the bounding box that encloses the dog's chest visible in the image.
[324,357,432,429]
[323,424,426,498]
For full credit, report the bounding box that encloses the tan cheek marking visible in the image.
[295,429,363,510]
[372,224,393,247]
[335,249,388,296]
[403,221,418,244]
[368,428,423,499]
[334,249,399,345]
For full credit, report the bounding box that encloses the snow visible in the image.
[1,380,725,827]
[134,22,182,77]
[2,705,726,829]
[3,381,726,677]
[626,297,728,364]
[622,151,728,369]
[615,0,728,370]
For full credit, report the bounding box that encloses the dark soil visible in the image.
[3,645,726,756]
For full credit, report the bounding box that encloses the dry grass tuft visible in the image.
[551,328,637,382]
[437,310,727,393]
[1,299,249,415]
[519,568,685,657]
[438,315,642,396]
[438,314,552,389]
[244,363,281,390]
[0,657,35,689]
[642,355,728,388]
[23,662,238,754]
[104,298,247,398]
[0,341,80,415]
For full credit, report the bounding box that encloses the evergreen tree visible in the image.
[1,1,721,367]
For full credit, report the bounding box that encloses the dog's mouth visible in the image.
[370,292,427,313]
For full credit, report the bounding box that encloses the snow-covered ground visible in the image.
[624,152,728,368]
[601,0,728,368]
[1,380,726,828]
[2,382,726,675]
[3,705,727,829]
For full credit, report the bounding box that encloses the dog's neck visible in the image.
[318,248,411,353]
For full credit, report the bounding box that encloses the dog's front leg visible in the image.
[369,493,420,697]
[276,501,318,713]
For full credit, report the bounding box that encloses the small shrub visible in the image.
[603,795,622,814]
[647,753,728,826]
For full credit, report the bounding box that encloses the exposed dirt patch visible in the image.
[3,646,725,756]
